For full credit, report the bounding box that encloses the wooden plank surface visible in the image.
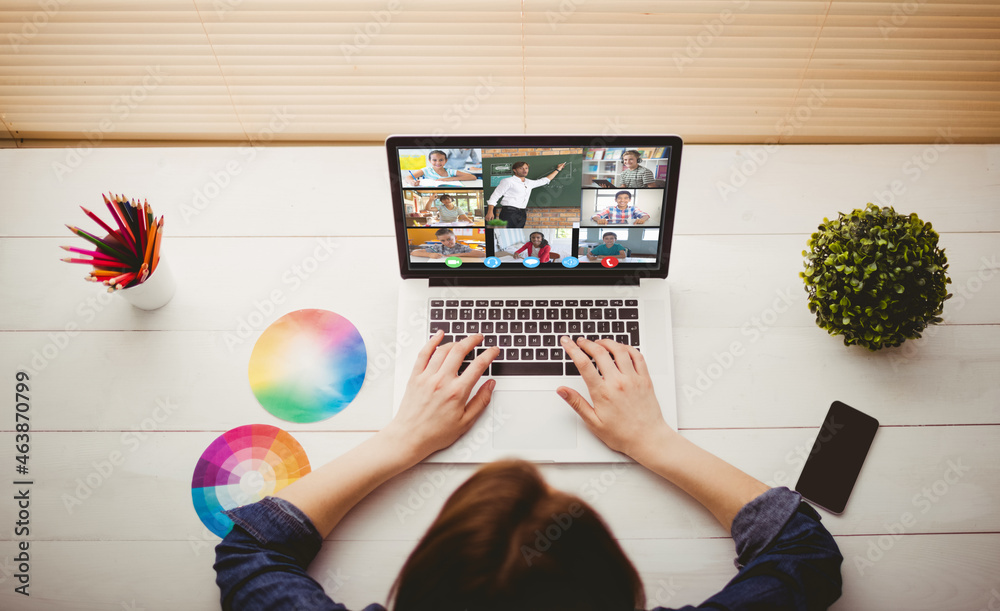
[0,145,997,237]
[0,427,994,544]
[1,232,996,331]
[0,144,997,611]
[0,536,997,611]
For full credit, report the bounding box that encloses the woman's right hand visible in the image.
[556,337,676,459]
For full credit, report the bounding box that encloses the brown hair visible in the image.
[389,460,644,611]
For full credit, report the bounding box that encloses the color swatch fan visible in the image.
[191,424,311,538]
[249,309,367,423]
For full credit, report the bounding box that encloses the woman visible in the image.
[215,333,843,610]
[405,150,477,184]
[513,231,551,262]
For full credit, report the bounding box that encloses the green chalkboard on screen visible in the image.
[483,154,584,208]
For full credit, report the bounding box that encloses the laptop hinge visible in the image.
[429,276,640,287]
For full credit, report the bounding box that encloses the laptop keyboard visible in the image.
[428,299,640,375]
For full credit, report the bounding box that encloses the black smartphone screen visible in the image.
[794,401,879,514]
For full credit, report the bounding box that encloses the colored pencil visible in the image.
[105,270,137,286]
[66,194,166,290]
[65,225,135,262]
[119,195,138,253]
[138,201,148,257]
[64,249,123,265]
[142,213,158,268]
[150,216,163,272]
[61,245,117,259]
[61,257,131,268]
[80,206,123,242]
[134,199,148,259]
[106,195,137,253]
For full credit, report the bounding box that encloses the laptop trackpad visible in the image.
[492,391,578,450]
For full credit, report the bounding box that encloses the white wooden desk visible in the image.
[0,144,998,610]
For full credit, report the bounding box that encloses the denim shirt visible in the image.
[214,487,842,610]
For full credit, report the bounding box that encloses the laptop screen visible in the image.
[387,136,681,281]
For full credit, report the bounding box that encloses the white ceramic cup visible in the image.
[116,259,176,310]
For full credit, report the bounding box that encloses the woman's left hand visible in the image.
[382,332,499,462]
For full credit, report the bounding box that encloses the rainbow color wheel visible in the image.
[191,424,311,538]
[249,309,367,423]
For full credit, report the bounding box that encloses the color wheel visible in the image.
[191,424,311,538]
[249,309,367,423]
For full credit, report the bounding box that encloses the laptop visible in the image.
[388,135,682,463]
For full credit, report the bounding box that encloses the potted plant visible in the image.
[801,203,952,351]
[485,219,508,227]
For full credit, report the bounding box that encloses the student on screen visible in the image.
[410,228,485,259]
[586,231,627,261]
[422,194,473,224]
[406,150,477,184]
[618,150,655,188]
[513,231,551,263]
[592,191,650,225]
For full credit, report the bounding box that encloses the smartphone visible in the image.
[794,401,879,514]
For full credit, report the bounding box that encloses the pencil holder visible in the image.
[116,258,176,310]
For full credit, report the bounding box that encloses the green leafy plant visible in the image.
[801,203,951,351]
[485,219,508,227]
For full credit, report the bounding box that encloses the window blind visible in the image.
[1,0,997,145]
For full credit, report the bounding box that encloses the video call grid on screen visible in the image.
[393,143,673,272]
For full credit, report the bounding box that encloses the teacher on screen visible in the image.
[485,161,566,229]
